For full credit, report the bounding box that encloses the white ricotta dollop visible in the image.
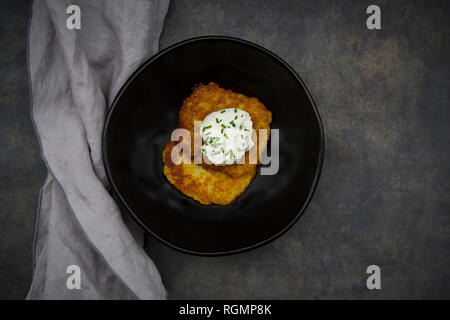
[200,108,254,165]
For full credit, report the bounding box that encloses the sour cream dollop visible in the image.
[200,108,254,165]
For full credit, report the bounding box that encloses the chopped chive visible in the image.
[220,110,226,113]
[215,118,222,123]
[234,108,237,113]
[234,115,238,120]
[229,120,236,127]
[239,125,243,130]
[202,125,212,132]
[223,133,228,139]
[221,124,226,128]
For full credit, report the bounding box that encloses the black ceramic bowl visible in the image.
[103,36,324,255]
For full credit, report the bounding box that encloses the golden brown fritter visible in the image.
[162,141,256,206]
[162,83,271,205]
[178,82,272,178]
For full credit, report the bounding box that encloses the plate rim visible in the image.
[102,35,325,256]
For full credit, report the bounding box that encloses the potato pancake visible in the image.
[179,82,272,178]
[162,141,256,206]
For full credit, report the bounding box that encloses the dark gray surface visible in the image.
[0,0,46,299]
[0,0,449,299]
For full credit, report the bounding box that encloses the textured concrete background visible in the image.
[0,0,46,299]
[0,0,449,299]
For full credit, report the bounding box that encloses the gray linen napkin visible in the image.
[27,0,170,299]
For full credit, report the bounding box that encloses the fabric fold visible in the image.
[27,0,170,299]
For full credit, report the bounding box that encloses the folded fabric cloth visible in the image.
[27,0,170,299]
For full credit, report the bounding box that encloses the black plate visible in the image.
[103,36,324,255]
